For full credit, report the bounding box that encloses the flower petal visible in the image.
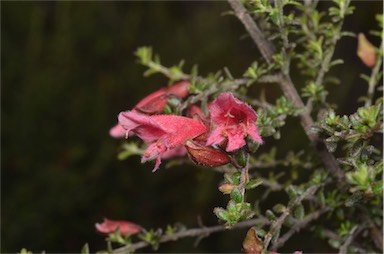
[247,123,263,144]
[109,124,126,138]
[206,127,226,147]
[118,111,167,143]
[226,131,246,152]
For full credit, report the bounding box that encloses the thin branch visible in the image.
[271,206,332,250]
[227,0,275,64]
[361,211,384,252]
[365,41,383,107]
[322,229,367,254]
[112,217,269,254]
[263,184,320,249]
[338,224,366,254]
[227,0,345,186]
[274,0,291,75]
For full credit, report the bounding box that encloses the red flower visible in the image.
[207,92,262,152]
[110,81,190,138]
[118,111,207,171]
[95,218,141,236]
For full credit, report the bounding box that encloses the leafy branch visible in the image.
[110,217,269,254]
[227,0,345,185]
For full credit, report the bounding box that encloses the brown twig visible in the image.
[112,217,269,254]
[271,206,332,250]
[338,224,366,254]
[227,0,345,186]
[263,184,320,249]
[322,229,367,253]
[365,41,383,107]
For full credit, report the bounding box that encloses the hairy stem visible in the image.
[271,207,332,250]
[263,184,320,249]
[227,0,345,186]
[338,224,366,254]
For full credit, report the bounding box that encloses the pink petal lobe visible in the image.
[109,124,126,138]
[247,124,263,144]
[118,111,167,143]
[206,127,226,147]
[150,115,207,148]
[226,132,246,152]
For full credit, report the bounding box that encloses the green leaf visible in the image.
[293,204,305,220]
[266,209,276,221]
[272,204,286,214]
[214,207,229,222]
[246,178,263,190]
[230,187,243,203]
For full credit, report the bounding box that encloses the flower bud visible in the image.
[167,80,190,99]
[357,33,376,68]
[185,140,230,167]
[218,183,236,194]
[135,94,170,115]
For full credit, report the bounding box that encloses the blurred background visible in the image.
[2,1,382,253]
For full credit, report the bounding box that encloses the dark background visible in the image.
[2,1,382,253]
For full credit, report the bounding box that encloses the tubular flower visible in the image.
[206,92,262,152]
[95,218,142,236]
[118,111,207,171]
[110,81,190,138]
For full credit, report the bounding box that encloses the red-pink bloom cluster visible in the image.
[111,82,262,171]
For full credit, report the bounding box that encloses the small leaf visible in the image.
[273,204,286,214]
[266,209,276,221]
[230,187,244,203]
[246,179,263,190]
[214,207,229,222]
[293,204,305,220]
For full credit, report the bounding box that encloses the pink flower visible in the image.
[118,111,207,171]
[110,81,190,138]
[207,92,262,152]
[95,218,142,236]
